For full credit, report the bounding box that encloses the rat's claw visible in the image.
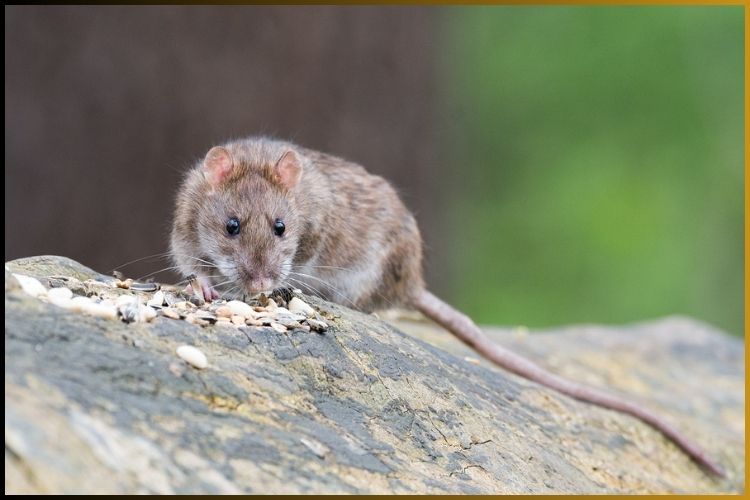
[186,277,219,302]
[206,285,220,301]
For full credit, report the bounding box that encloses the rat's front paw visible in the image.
[186,276,220,302]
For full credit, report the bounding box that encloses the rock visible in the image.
[300,437,330,459]
[4,256,744,494]
[6,255,109,282]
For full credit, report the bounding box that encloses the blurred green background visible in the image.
[438,7,743,335]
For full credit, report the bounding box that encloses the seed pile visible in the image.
[10,272,329,333]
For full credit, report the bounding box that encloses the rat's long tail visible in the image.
[414,289,724,477]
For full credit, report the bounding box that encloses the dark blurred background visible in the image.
[5,6,743,335]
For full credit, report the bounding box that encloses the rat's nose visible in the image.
[246,277,273,294]
[240,269,274,294]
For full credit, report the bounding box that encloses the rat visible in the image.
[170,136,723,477]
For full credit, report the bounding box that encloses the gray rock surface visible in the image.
[4,256,744,493]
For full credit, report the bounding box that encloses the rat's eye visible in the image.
[226,217,241,236]
[273,219,285,237]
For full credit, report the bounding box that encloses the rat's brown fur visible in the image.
[171,136,722,477]
[171,137,423,309]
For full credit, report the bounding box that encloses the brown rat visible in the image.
[170,136,723,477]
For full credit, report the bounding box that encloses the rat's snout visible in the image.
[239,266,275,294]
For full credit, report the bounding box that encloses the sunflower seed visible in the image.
[46,286,73,307]
[116,295,137,307]
[195,312,217,324]
[288,297,316,317]
[227,300,255,318]
[147,290,165,308]
[160,293,176,307]
[215,306,233,318]
[130,282,159,292]
[115,278,133,289]
[176,345,208,369]
[306,319,328,333]
[13,273,47,298]
[81,300,118,320]
[66,296,93,312]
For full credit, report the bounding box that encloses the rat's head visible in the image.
[180,144,304,297]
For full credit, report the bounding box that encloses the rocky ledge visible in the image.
[4,256,744,493]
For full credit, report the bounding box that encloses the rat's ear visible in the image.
[273,150,303,190]
[203,146,234,186]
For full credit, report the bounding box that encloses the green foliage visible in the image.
[439,7,743,335]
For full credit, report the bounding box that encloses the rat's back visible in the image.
[288,143,426,311]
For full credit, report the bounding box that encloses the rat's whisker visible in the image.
[211,278,237,289]
[287,271,358,309]
[135,264,216,282]
[284,277,326,302]
[290,264,353,272]
[186,256,218,266]
[174,274,225,288]
[112,251,174,271]
[222,284,243,300]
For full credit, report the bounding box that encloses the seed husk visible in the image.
[195,312,217,324]
[119,302,156,323]
[147,290,165,308]
[270,322,287,333]
[306,318,329,333]
[160,308,181,320]
[130,282,160,292]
